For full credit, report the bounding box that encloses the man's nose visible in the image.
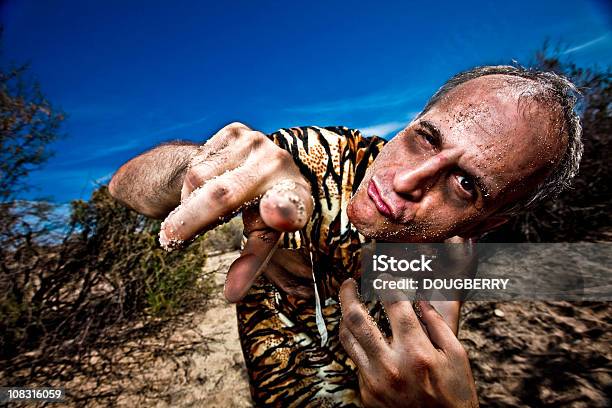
[393,153,453,201]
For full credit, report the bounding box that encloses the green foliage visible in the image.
[69,187,210,316]
[0,187,211,384]
[201,216,244,254]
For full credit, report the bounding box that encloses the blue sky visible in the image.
[2,0,611,204]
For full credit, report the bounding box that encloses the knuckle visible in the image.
[244,131,265,149]
[412,354,433,376]
[187,160,216,184]
[184,169,203,190]
[344,306,365,328]
[212,176,248,206]
[270,146,289,159]
[451,342,469,360]
[384,364,404,388]
[223,122,250,139]
[277,148,292,161]
[394,311,419,330]
[269,148,292,167]
[225,121,249,131]
[211,183,235,202]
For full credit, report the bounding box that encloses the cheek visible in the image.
[412,201,471,241]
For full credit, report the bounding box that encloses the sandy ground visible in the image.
[141,251,253,408]
[61,251,253,408]
[183,251,253,408]
[68,250,609,407]
[461,301,610,407]
[191,252,611,407]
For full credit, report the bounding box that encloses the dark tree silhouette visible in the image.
[486,49,611,242]
[0,58,64,203]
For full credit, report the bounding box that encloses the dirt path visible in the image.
[75,250,253,408]
[164,250,252,408]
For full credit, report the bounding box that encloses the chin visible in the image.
[348,193,401,240]
[347,194,377,237]
[348,194,439,243]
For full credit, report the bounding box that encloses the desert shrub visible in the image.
[0,42,237,393]
[201,216,244,254]
[0,186,212,387]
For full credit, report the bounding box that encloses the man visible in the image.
[109,65,582,407]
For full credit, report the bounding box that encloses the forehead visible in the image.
[421,75,564,199]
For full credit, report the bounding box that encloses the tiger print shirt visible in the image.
[236,126,387,407]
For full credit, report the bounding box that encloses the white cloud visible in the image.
[150,115,208,136]
[562,32,610,55]
[359,121,406,137]
[58,114,209,167]
[91,172,113,186]
[285,87,429,114]
[358,110,421,138]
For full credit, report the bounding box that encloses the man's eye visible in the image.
[456,174,476,196]
[417,131,437,146]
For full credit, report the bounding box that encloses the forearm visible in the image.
[109,141,199,218]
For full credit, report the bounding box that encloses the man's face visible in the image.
[347,74,567,242]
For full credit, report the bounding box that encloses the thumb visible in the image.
[224,179,313,302]
[224,227,282,303]
[224,207,281,303]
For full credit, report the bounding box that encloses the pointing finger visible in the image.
[160,165,263,250]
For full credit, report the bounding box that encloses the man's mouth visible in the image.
[367,179,394,219]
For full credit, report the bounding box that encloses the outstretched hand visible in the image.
[339,278,479,408]
[159,122,313,302]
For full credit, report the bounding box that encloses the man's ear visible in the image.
[460,215,509,240]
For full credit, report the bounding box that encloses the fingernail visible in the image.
[159,229,169,248]
[158,228,183,252]
[261,180,307,231]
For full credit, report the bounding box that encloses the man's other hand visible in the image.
[159,122,313,302]
[339,278,479,408]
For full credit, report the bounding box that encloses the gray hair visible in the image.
[417,65,583,216]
